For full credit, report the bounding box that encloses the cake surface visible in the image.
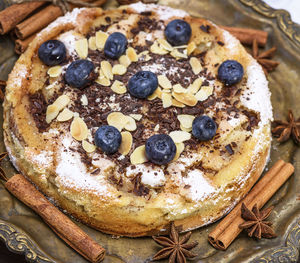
[3,3,272,236]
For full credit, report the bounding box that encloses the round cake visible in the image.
[3,3,273,237]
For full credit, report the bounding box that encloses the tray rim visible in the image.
[0,0,299,262]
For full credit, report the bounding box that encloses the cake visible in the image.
[3,3,273,237]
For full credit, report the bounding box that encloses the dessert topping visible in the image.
[239,203,276,239]
[95,31,108,51]
[70,117,88,141]
[82,140,96,153]
[94,125,122,154]
[128,71,158,98]
[130,145,148,165]
[104,32,128,59]
[65,59,95,89]
[111,80,127,94]
[57,108,74,122]
[75,38,88,59]
[271,110,300,145]
[189,57,202,75]
[192,116,217,141]
[38,40,66,66]
[218,60,244,86]
[47,65,62,78]
[145,134,176,165]
[177,114,195,129]
[119,131,133,156]
[169,130,191,143]
[164,19,192,46]
[152,222,198,263]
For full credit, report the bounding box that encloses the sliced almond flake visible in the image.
[46,104,59,124]
[178,114,195,129]
[130,114,142,121]
[154,124,160,132]
[162,92,172,108]
[157,39,173,51]
[162,89,171,93]
[172,92,197,106]
[112,64,127,75]
[80,94,88,106]
[107,112,127,131]
[47,66,62,78]
[124,116,137,131]
[195,86,214,101]
[189,57,202,75]
[187,78,203,94]
[172,98,185,108]
[119,131,132,155]
[111,80,127,94]
[180,124,192,132]
[147,92,157,101]
[138,50,149,58]
[70,117,88,141]
[126,47,138,62]
[187,41,197,56]
[173,84,187,93]
[96,77,111,87]
[82,140,96,153]
[75,38,88,59]
[130,145,148,165]
[169,130,191,143]
[88,36,97,50]
[57,108,74,122]
[173,44,188,49]
[173,142,185,161]
[150,41,169,55]
[158,75,172,90]
[53,94,70,111]
[101,61,113,80]
[95,31,108,50]
[119,55,131,67]
[170,49,188,59]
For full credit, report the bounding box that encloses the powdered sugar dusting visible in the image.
[129,2,188,20]
[242,60,273,125]
[182,170,215,201]
[55,136,110,195]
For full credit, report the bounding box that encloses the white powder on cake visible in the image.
[129,2,188,20]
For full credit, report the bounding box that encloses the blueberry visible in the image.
[94,125,122,154]
[218,60,244,86]
[128,71,158,99]
[38,40,66,66]
[145,134,176,165]
[104,32,128,59]
[192,115,217,141]
[164,19,192,46]
[65,59,95,89]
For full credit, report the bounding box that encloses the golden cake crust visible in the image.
[3,4,272,236]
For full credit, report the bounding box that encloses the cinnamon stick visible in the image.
[5,174,105,263]
[0,2,45,34]
[208,160,294,250]
[15,5,63,40]
[221,26,268,47]
[15,33,37,54]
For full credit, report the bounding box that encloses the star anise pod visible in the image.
[272,110,300,145]
[251,39,279,75]
[152,222,198,263]
[239,203,276,239]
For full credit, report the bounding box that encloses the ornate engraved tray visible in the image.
[0,0,299,262]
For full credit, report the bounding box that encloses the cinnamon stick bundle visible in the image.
[0,2,45,34]
[5,174,105,263]
[15,33,37,54]
[208,160,294,250]
[221,26,268,47]
[15,5,63,40]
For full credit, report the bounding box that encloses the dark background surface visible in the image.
[1,238,300,263]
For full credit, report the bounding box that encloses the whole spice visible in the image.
[152,222,198,263]
[239,203,276,239]
[251,39,279,75]
[272,110,300,145]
